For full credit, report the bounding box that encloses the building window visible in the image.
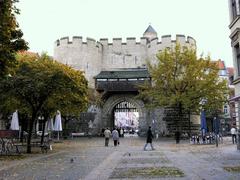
[224,105,228,114]
[219,70,227,76]
[239,0,240,14]
[232,0,237,20]
[123,56,125,64]
[111,57,114,64]
[235,44,240,76]
[238,57,240,76]
[97,79,107,81]
[135,56,138,64]
[128,78,138,81]
[108,79,117,81]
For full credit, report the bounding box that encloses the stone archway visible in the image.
[100,94,150,135]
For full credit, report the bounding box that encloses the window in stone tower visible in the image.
[111,56,114,64]
[123,56,126,64]
[97,79,107,81]
[134,56,138,64]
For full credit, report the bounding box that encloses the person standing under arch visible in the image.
[104,128,111,146]
[112,128,119,146]
[120,127,124,137]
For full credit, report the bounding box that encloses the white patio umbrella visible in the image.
[47,118,54,138]
[10,110,19,130]
[47,118,54,131]
[54,110,62,140]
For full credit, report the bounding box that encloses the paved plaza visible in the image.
[0,136,240,180]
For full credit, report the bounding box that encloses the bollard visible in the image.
[237,131,240,150]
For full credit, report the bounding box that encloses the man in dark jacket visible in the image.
[143,126,155,151]
[175,131,181,144]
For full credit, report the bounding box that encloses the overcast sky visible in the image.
[17,0,233,66]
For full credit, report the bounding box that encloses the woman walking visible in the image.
[112,128,119,146]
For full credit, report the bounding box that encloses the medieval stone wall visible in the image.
[54,34,196,87]
[53,29,198,136]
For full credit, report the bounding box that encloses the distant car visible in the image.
[37,131,48,137]
[129,129,135,134]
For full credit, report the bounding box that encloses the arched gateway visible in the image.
[101,94,146,133]
[95,69,157,136]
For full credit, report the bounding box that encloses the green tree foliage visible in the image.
[88,88,104,107]
[0,0,28,77]
[139,44,229,116]
[0,53,88,153]
[40,60,89,142]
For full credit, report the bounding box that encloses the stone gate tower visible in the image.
[54,25,198,135]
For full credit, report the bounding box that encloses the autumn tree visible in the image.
[0,0,28,77]
[139,44,229,131]
[39,63,89,142]
[0,53,88,153]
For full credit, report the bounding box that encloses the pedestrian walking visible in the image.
[209,132,213,144]
[120,127,124,137]
[202,135,206,144]
[191,135,196,144]
[196,135,200,144]
[175,131,181,144]
[112,128,119,146]
[104,128,111,146]
[143,126,155,151]
[206,134,210,144]
[101,128,105,137]
[231,126,237,144]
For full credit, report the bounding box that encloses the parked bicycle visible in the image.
[0,138,14,155]
[0,130,18,155]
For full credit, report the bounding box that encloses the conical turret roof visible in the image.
[143,25,157,40]
[144,25,157,34]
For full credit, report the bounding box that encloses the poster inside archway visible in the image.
[114,111,139,129]
[113,101,139,133]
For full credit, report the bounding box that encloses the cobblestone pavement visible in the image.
[0,136,240,180]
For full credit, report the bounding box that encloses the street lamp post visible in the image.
[213,117,220,147]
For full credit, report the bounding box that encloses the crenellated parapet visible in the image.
[156,34,196,46]
[54,33,196,87]
[55,36,103,51]
[55,35,196,49]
